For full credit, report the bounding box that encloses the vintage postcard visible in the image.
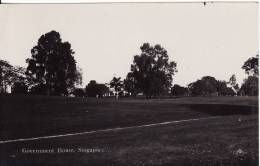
[0,1,258,166]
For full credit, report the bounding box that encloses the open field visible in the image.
[0,95,258,166]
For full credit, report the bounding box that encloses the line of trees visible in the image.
[187,76,237,96]
[0,30,258,98]
[185,55,258,97]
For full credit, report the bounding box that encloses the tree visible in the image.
[85,80,99,97]
[123,72,139,96]
[26,30,82,96]
[242,54,258,77]
[11,82,28,94]
[225,87,236,96]
[109,77,123,99]
[96,84,109,97]
[171,84,188,96]
[0,60,27,93]
[239,76,258,96]
[189,77,238,96]
[73,88,85,97]
[216,80,236,96]
[188,76,218,96]
[129,43,177,98]
[85,80,109,97]
[201,76,218,95]
[188,80,204,96]
[216,80,226,95]
[229,74,239,93]
[229,74,236,86]
[240,55,259,96]
[0,60,14,93]
[29,83,48,95]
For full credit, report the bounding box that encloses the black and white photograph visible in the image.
[0,1,258,165]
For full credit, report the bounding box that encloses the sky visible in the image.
[0,2,258,87]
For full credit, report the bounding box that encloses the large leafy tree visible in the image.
[129,43,177,98]
[242,54,258,77]
[26,31,82,96]
[188,76,218,96]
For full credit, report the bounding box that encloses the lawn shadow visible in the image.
[187,104,258,116]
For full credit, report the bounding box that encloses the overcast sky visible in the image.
[0,3,258,87]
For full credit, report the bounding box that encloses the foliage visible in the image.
[239,76,258,96]
[239,55,259,96]
[11,82,28,94]
[217,80,236,96]
[188,76,236,96]
[242,54,258,77]
[0,59,27,93]
[171,84,188,96]
[85,80,109,97]
[123,72,139,96]
[29,84,48,95]
[229,74,237,87]
[0,60,14,93]
[96,84,110,97]
[110,77,123,97]
[188,80,204,96]
[129,43,177,98]
[188,76,218,96]
[229,74,239,93]
[26,30,82,96]
[73,88,85,97]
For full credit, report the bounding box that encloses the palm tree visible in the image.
[110,77,123,99]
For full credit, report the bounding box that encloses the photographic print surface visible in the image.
[0,2,258,166]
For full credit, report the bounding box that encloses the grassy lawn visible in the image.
[0,95,258,166]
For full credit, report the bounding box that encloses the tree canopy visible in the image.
[123,72,139,96]
[240,55,259,96]
[188,76,218,96]
[171,84,188,96]
[73,88,85,97]
[239,76,258,96]
[0,59,27,93]
[11,82,28,94]
[242,54,258,77]
[110,77,123,98]
[129,43,177,98]
[85,80,109,97]
[26,30,82,96]
[188,76,235,96]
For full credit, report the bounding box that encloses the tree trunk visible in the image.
[116,91,118,100]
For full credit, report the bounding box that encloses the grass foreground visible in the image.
[0,95,258,166]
